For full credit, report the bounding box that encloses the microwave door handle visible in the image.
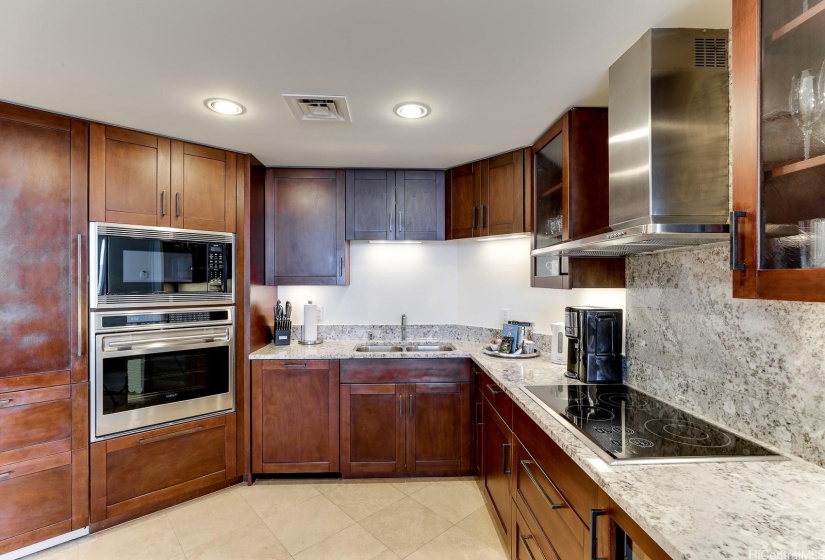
[97,237,107,297]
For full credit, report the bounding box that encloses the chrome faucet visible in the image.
[401,314,407,341]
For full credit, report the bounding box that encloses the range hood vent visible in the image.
[532,29,731,259]
[283,94,352,122]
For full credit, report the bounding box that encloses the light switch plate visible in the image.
[501,308,509,323]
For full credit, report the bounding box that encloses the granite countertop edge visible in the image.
[249,340,825,559]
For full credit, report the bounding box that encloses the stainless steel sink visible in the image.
[354,343,455,353]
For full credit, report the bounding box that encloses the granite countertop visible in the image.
[250,340,825,559]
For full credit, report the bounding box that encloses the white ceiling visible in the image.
[1,0,731,169]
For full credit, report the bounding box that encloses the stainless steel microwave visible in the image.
[90,222,235,309]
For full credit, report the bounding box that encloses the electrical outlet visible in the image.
[500,308,509,323]
[316,305,324,322]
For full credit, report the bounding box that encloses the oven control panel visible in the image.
[97,307,233,330]
[207,244,226,291]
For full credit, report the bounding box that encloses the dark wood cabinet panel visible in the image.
[531,108,625,289]
[252,360,339,474]
[447,149,529,239]
[265,168,348,285]
[340,383,405,475]
[0,105,87,382]
[346,169,395,240]
[171,142,236,232]
[90,414,236,526]
[513,505,558,560]
[407,382,471,473]
[340,358,471,384]
[396,170,445,240]
[89,123,170,227]
[0,386,71,458]
[483,396,512,543]
[472,366,484,477]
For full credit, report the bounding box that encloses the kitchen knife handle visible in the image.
[77,233,83,357]
[502,443,511,475]
[730,211,746,272]
[590,509,606,560]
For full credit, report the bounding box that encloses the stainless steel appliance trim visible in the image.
[519,387,788,465]
[91,306,234,334]
[89,222,236,309]
[90,308,235,441]
[77,233,82,357]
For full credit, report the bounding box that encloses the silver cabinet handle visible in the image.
[520,534,538,560]
[0,471,10,480]
[521,460,564,510]
[730,210,746,271]
[77,233,82,357]
[398,211,403,230]
[284,363,307,368]
[480,205,486,228]
[591,509,606,560]
[389,211,393,232]
[161,190,167,217]
[409,393,413,417]
[475,402,483,426]
[139,425,203,444]
[502,443,511,475]
[340,256,344,277]
[175,192,181,218]
[472,207,477,229]
[399,394,404,418]
[0,399,14,408]
[486,384,502,396]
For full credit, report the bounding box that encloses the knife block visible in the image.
[274,329,291,346]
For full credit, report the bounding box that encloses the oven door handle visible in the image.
[102,332,230,352]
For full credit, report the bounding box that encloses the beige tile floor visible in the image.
[28,478,508,560]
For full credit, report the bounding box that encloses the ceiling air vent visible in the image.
[694,38,727,68]
[283,94,352,123]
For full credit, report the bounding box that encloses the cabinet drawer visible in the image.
[514,404,599,525]
[93,414,233,522]
[0,386,71,463]
[261,359,330,371]
[340,359,471,384]
[515,443,585,560]
[514,504,559,560]
[481,372,512,426]
[0,452,72,543]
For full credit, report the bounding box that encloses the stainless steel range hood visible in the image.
[532,28,730,259]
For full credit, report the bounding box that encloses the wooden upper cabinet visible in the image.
[731,0,825,301]
[171,142,236,233]
[447,148,530,239]
[90,125,236,232]
[265,168,348,285]
[346,169,445,241]
[90,124,170,227]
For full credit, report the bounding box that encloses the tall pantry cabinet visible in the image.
[0,101,90,555]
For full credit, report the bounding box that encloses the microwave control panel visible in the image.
[207,244,226,290]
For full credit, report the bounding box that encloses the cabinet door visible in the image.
[340,384,405,476]
[487,150,526,236]
[0,106,87,383]
[252,360,339,473]
[265,169,348,285]
[89,123,170,227]
[448,163,476,239]
[483,396,512,541]
[472,367,484,477]
[396,170,445,240]
[90,414,235,526]
[171,142,236,233]
[407,383,470,474]
[732,0,825,301]
[474,159,490,237]
[345,169,395,240]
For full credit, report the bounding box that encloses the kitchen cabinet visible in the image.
[251,360,339,474]
[339,359,472,477]
[90,413,236,530]
[472,365,484,476]
[90,124,237,232]
[345,169,445,240]
[482,394,513,544]
[531,108,625,289]
[446,148,530,239]
[731,0,825,301]
[265,168,348,285]
[513,506,557,560]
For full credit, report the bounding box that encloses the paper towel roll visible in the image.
[303,302,318,342]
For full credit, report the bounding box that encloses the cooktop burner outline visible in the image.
[521,384,786,465]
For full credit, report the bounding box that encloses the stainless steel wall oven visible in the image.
[90,307,235,441]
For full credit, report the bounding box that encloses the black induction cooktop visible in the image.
[522,384,786,465]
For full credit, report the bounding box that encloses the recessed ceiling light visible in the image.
[394,102,430,119]
[204,98,245,116]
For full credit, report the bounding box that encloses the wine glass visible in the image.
[789,61,825,160]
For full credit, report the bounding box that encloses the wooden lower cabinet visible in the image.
[340,383,406,475]
[513,506,558,560]
[251,360,339,474]
[90,414,236,529]
[482,395,513,544]
[407,382,471,473]
[472,366,484,476]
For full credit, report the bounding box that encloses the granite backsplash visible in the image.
[625,243,825,468]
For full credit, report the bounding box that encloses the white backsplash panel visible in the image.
[625,243,825,467]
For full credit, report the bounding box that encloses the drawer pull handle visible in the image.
[409,394,414,417]
[0,399,14,407]
[486,384,502,396]
[521,534,538,560]
[399,394,404,418]
[284,363,307,368]
[0,471,10,480]
[502,443,511,475]
[475,402,483,426]
[521,460,565,510]
[591,509,606,560]
[139,425,203,444]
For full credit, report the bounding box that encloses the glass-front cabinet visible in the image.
[732,0,825,301]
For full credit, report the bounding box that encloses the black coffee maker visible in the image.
[564,306,623,383]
